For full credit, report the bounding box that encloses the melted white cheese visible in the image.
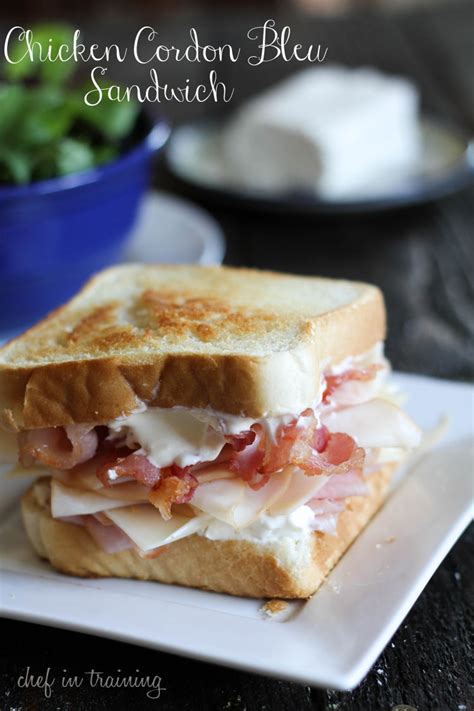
[107,407,308,469]
[108,408,226,468]
[202,505,316,543]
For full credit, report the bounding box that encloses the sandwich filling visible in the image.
[16,344,421,557]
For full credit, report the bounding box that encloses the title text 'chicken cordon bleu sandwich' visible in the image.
[0,265,421,598]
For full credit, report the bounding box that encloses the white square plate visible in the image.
[0,373,472,690]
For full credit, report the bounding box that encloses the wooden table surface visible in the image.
[1,2,473,709]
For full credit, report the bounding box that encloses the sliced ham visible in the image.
[19,425,98,470]
[307,499,344,515]
[311,470,368,500]
[93,511,115,526]
[83,515,134,553]
[57,514,85,526]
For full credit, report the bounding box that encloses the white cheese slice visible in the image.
[4,464,50,478]
[269,467,330,515]
[321,398,421,449]
[51,480,129,518]
[190,472,294,529]
[194,468,237,484]
[190,478,246,526]
[68,459,105,490]
[191,468,320,528]
[106,505,208,551]
[98,481,150,502]
[52,459,103,491]
[232,470,292,529]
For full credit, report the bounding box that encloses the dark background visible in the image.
[1,1,473,709]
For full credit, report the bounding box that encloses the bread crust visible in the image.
[21,466,393,599]
[0,266,385,430]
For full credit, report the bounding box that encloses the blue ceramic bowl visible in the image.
[0,115,169,332]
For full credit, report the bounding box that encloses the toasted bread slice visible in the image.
[0,265,385,430]
[22,465,393,599]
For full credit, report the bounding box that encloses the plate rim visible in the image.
[124,189,226,266]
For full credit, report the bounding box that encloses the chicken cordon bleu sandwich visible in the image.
[0,265,421,599]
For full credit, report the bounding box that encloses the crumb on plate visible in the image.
[261,599,289,617]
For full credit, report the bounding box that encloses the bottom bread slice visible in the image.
[22,466,393,599]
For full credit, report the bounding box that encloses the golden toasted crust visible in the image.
[0,265,385,430]
[21,466,393,599]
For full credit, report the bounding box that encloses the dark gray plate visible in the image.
[165,117,474,215]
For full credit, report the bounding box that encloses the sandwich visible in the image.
[0,265,421,598]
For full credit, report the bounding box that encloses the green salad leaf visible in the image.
[19,87,76,146]
[33,138,96,181]
[0,84,27,138]
[4,24,76,85]
[0,147,32,184]
[0,23,141,185]
[79,95,140,141]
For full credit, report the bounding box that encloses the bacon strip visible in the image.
[220,415,365,487]
[293,444,365,477]
[228,429,269,490]
[98,452,162,488]
[148,475,197,520]
[18,425,98,470]
[260,421,300,474]
[225,430,256,452]
[291,424,365,477]
[322,365,382,403]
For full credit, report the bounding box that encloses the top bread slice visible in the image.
[0,265,385,430]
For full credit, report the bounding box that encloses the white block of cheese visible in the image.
[223,66,422,198]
